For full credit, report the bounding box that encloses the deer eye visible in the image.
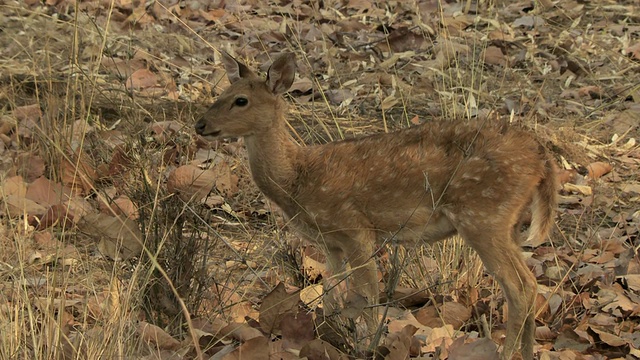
[234,97,248,106]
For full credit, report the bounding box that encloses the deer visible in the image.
[194,51,557,360]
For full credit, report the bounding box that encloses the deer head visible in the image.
[195,52,296,139]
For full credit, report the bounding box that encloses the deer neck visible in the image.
[243,114,301,205]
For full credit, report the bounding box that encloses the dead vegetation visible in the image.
[0,0,639,359]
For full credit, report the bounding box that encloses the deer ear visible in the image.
[220,51,256,83]
[266,53,296,95]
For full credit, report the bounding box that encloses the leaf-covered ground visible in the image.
[0,0,639,359]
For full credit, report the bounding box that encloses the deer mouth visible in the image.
[194,119,222,138]
[198,129,221,138]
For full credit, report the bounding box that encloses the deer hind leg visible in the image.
[461,228,537,360]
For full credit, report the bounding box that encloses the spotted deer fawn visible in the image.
[195,52,557,360]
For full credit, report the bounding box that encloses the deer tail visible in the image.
[525,156,557,247]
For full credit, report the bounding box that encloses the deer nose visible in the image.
[194,119,206,135]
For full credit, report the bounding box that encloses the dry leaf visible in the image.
[29,244,80,267]
[386,286,431,308]
[65,196,94,222]
[535,325,556,341]
[289,77,313,93]
[259,283,300,335]
[381,94,398,110]
[513,15,545,28]
[624,42,640,60]
[578,86,603,99]
[431,38,470,69]
[422,325,455,353]
[2,194,47,218]
[229,301,258,323]
[302,251,326,282]
[378,324,418,359]
[150,121,184,144]
[441,14,474,33]
[586,162,613,179]
[60,152,98,195]
[103,195,139,220]
[438,302,472,329]
[281,311,314,351]
[488,29,514,41]
[211,161,239,197]
[385,28,425,52]
[563,183,593,195]
[342,290,367,320]
[623,274,640,292]
[79,213,143,260]
[324,89,353,105]
[34,231,60,249]
[300,284,323,309]
[387,310,430,335]
[220,322,264,342]
[12,103,42,122]
[137,321,181,350]
[101,58,146,78]
[13,153,45,181]
[2,175,27,197]
[448,337,499,360]
[199,8,225,22]
[589,326,627,347]
[26,176,71,207]
[126,69,158,90]
[36,204,74,230]
[167,164,216,202]
[557,169,577,185]
[97,149,120,177]
[482,46,507,66]
[0,114,17,135]
[535,293,551,320]
[415,305,440,328]
[204,194,225,208]
[220,336,269,360]
[299,339,348,360]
